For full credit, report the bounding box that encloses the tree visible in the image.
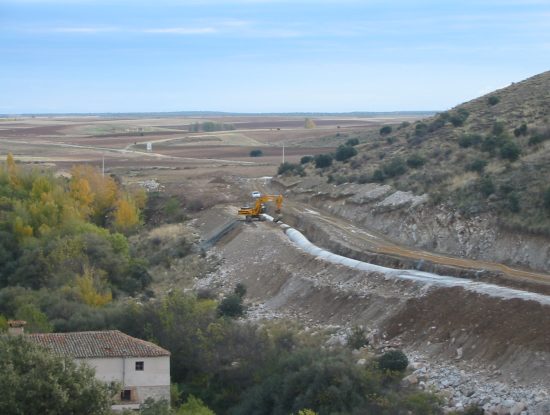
[345,138,359,146]
[217,294,245,318]
[113,198,140,233]
[334,145,357,162]
[300,155,313,164]
[304,118,316,129]
[314,154,333,169]
[0,335,112,415]
[406,153,426,168]
[249,149,263,157]
[500,141,521,161]
[177,395,215,415]
[378,349,409,372]
[379,125,392,135]
[487,96,500,106]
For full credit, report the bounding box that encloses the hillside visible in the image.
[340,71,549,230]
[277,70,550,270]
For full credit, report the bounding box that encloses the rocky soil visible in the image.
[274,177,550,274]
[192,206,550,414]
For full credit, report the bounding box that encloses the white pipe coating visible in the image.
[262,215,550,306]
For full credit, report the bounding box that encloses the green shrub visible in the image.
[500,141,521,161]
[380,125,392,135]
[466,158,487,173]
[372,170,385,182]
[217,294,245,318]
[449,109,469,127]
[414,122,428,137]
[398,121,411,129]
[507,193,520,213]
[378,349,408,372]
[544,187,550,211]
[249,149,263,157]
[334,145,358,162]
[479,176,495,197]
[278,162,305,176]
[314,154,333,169]
[487,96,500,106]
[300,155,313,164]
[346,326,368,350]
[514,123,528,137]
[345,138,360,146]
[234,283,247,298]
[492,122,506,136]
[382,157,407,178]
[480,135,499,155]
[406,153,426,168]
[458,134,482,148]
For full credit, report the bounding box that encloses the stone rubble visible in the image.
[405,351,549,415]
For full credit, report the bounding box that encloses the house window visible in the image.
[135,361,144,371]
[121,389,132,401]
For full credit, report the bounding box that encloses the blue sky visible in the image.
[1,0,549,113]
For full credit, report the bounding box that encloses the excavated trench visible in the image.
[281,209,550,296]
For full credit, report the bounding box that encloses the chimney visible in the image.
[7,320,26,335]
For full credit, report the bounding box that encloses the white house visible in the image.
[26,329,171,411]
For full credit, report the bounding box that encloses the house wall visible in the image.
[77,356,170,404]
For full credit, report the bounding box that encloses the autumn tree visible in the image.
[304,118,316,129]
[113,198,140,233]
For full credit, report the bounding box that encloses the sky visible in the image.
[1,0,549,114]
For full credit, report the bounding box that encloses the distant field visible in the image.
[0,114,420,177]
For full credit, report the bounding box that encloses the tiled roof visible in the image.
[27,330,170,358]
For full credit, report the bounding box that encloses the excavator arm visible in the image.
[238,194,283,221]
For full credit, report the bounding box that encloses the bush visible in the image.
[414,122,428,137]
[378,349,408,372]
[372,169,385,182]
[466,158,487,173]
[543,187,550,211]
[334,145,358,162]
[406,153,426,168]
[507,193,520,213]
[234,283,247,298]
[380,125,392,135]
[492,122,506,136]
[514,123,528,137]
[382,157,407,178]
[186,199,204,212]
[479,176,495,197]
[487,96,500,106]
[449,109,469,127]
[217,294,245,318]
[278,162,305,176]
[398,121,411,129]
[300,155,313,164]
[345,138,359,146]
[346,326,368,350]
[314,154,333,169]
[500,141,521,161]
[458,134,482,148]
[249,149,263,157]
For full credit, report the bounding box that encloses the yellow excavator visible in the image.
[238,194,283,222]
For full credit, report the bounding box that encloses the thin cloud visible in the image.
[144,27,217,35]
[52,26,119,33]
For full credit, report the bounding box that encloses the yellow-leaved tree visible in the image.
[113,198,140,233]
[74,267,112,307]
[6,153,20,187]
[70,165,117,223]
